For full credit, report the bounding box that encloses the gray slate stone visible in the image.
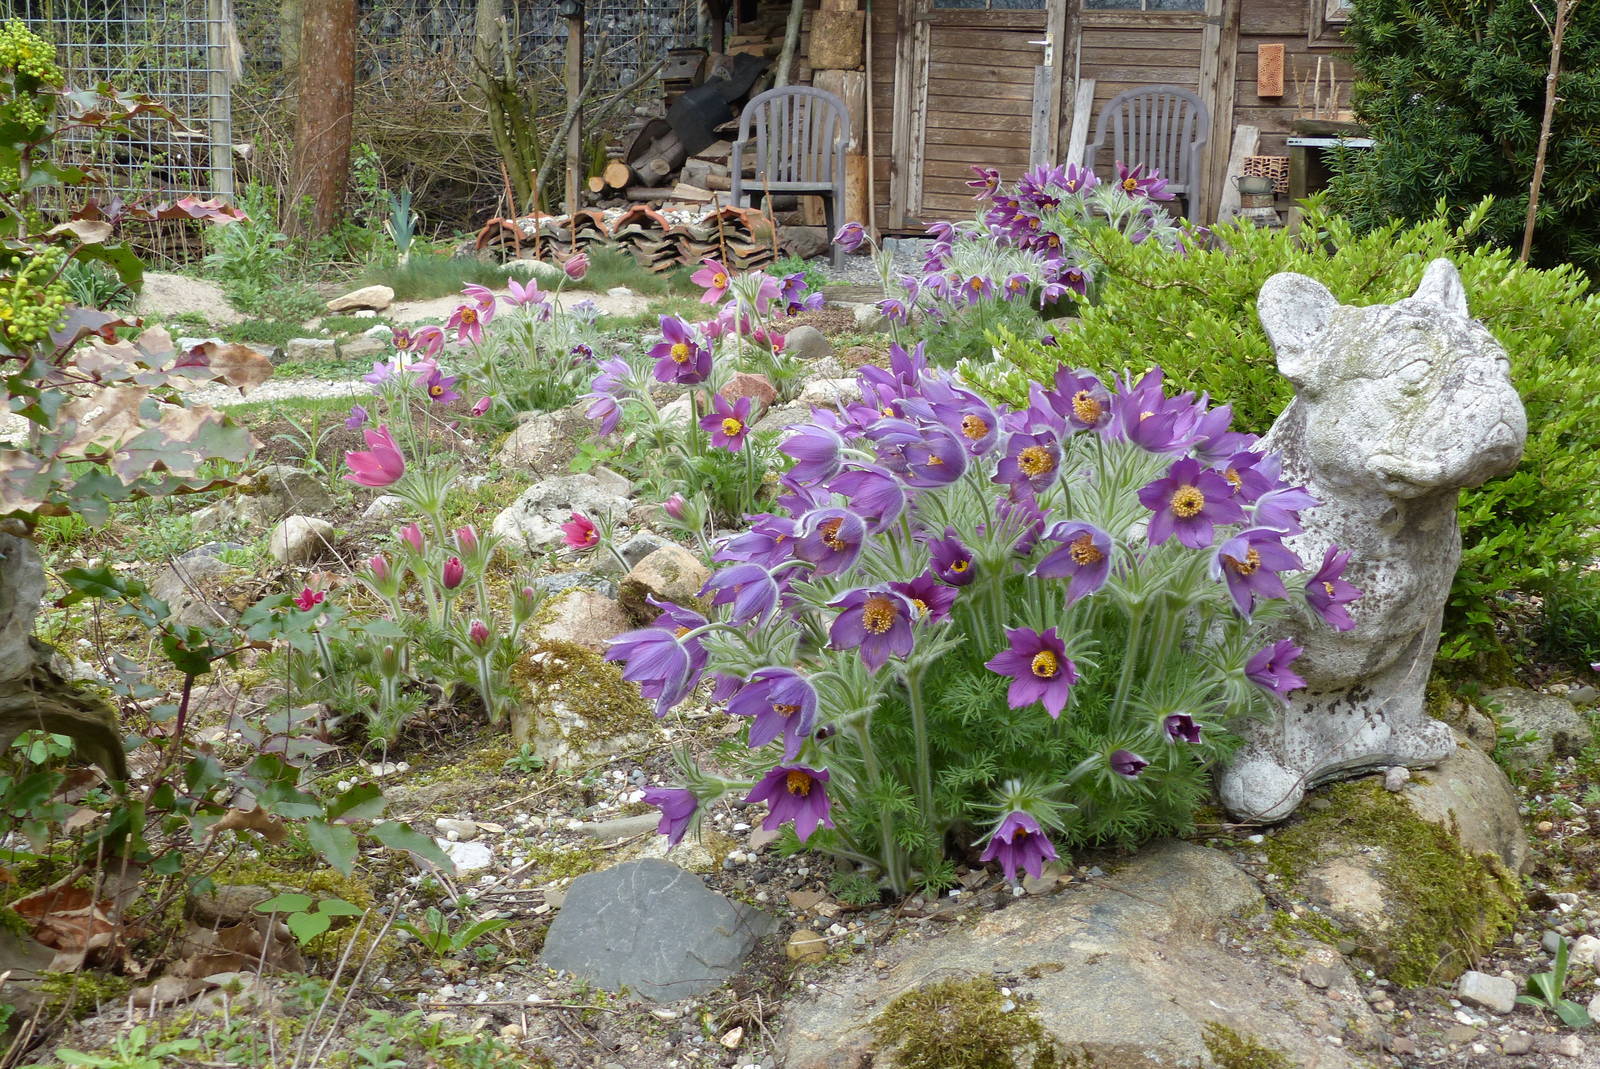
[326,284,394,312]
[541,859,773,1002]
[0,534,45,680]
[268,515,334,564]
[340,336,388,362]
[1221,260,1527,822]
[783,325,834,361]
[150,555,246,629]
[1457,970,1517,1014]
[1485,686,1591,768]
[529,572,617,599]
[491,474,633,555]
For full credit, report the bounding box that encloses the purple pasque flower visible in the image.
[979,810,1058,884]
[423,366,460,405]
[700,562,780,626]
[345,403,368,429]
[960,274,994,305]
[729,668,818,760]
[828,587,917,671]
[649,315,712,384]
[392,325,444,359]
[1189,403,1255,465]
[995,491,1049,556]
[715,513,798,569]
[1211,528,1302,617]
[993,431,1061,495]
[584,393,621,436]
[1246,639,1306,704]
[827,464,906,532]
[700,393,753,452]
[1045,367,1112,432]
[795,507,868,576]
[642,786,698,846]
[442,556,465,590]
[745,764,834,842]
[926,526,976,586]
[1215,449,1279,504]
[1033,521,1113,604]
[985,627,1078,719]
[912,388,999,456]
[1061,163,1098,195]
[1164,713,1202,744]
[606,626,701,716]
[1001,273,1030,302]
[1114,161,1174,201]
[1110,749,1149,777]
[834,221,866,252]
[890,572,958,623]
[780,423,845,484]
[867,419,967,487]
[1305,544,1361,632]
[1251,485,1321,535]
[1138,457,1246,549]
[878,296,913,323]
[967,165,1001,199]
[664,493,688,520]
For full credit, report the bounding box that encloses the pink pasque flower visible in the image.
[504,277,546,308]
[691,258,732,304]
[442,556,465,590]
[664,493,688,521]
[343,426,406,487]
[468,618,493,648]
[293,587,325,612]
[447,302,489,345]
[471,396,493,417]
[399,523,425,555]
[564,252,590,280]
[561,512,598,549]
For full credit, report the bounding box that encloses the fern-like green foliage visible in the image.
[975,198,1600,674]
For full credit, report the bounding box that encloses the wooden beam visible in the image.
[1202,0,1242,225]
[1216,123,1258,222]
[564,10,583,215]
[1030,66,1053,166]
[888,0,929,226]
[815,70,867,153]
[1044,0,1072,161]
[1063,78,1095,168]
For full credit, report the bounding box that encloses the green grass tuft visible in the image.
[358,255,510,301]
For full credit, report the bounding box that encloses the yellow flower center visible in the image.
[961,413,990,440]
[460,308,477,323]
[429,384,444,396]
[927,454,945,466]
[1322,580,1337,597]
[881,405,895,417]
[721,416,745,438]
[819,517,847,551]
[670,342,691,364]
[773,703,801,718]
[1031,650,1059,679]
[674,626,691,638]
[912,598,929,617]
[950,559,969,574]
[861,596,897,634]
[712,272,727,288]
[1224,468,1242,489]
[1046,234,1059,247]
[1068,533,1103,566]
[1170,485,1205,519]
[1223,548,1262,576]
[785,770,813,796]
[1071,390,1101,425]
[1017,445,1056,478]
[1123,177,1139,191]
[1007,278,1025,292]
[1027,217,1040,229]
[969,278,984,292]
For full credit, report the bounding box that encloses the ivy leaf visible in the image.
[370,820,455,874]
[305,820,358,875]
[326,783,386,824]
[286,911,332,946]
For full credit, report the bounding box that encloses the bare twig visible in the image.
[1521,0,1581,261]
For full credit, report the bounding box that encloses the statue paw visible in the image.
[1218,748,1308,824]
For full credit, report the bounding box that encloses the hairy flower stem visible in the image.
[1114,606,1147,715]
[474,655,499,723]
[852,719,907,894]
[904,663,937,829]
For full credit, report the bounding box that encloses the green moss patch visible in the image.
[871,976,1067,1069]
[1201,1023,1293,1069]
[509,639,655,755]
[1263,780,1518,986]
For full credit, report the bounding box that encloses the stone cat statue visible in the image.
[1218,259,1527,822]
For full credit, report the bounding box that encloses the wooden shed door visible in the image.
[917,2,1052,220]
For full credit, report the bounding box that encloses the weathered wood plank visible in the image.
[1063,77,1096,169]
[1031,64,1054,166]
[1216,123,1259,220]
[815,70,867,153]
[1196,0,1225,223]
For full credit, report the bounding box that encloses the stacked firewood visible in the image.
[473,204,780,273]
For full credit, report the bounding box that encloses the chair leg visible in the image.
[824,190,843,270]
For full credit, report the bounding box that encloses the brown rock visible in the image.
[1400,731,1527,873]
[720,372,778,413]
[786,929,829,963]
[529,590,631,653]
[620,545,710,623]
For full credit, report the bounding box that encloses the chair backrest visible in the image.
[737,86,850,186]
[1083,85,1210,193]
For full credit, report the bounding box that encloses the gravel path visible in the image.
[817,236,933,288]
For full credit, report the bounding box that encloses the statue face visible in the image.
[1259,260,1526,499]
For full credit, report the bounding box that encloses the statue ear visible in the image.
[1258,272,1338,388]
[1411,257,1469,317]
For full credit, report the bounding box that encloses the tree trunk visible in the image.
[288,0,356,238]
[1521,0,1579,262]
[773,0,805,88]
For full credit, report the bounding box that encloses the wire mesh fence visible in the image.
[5,0,235,202]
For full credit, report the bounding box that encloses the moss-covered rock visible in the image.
[871,977,1068,1069]
[1200,1023,1294,1069]
[1263,779,1519,986]
[509,638,661,763]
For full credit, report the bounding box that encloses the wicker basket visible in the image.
[1242,155,1291,195]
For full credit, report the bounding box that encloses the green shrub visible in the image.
[979,197,1600,673]
[1329,0,1600,271]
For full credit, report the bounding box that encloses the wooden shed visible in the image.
[776,0,1357,230]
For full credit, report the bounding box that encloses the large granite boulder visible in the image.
[541,859,773,1002]
[1222,260,1527,822]
[491,474,632,555]
[781,841,1377,1068]
[1484,685,1591,769]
